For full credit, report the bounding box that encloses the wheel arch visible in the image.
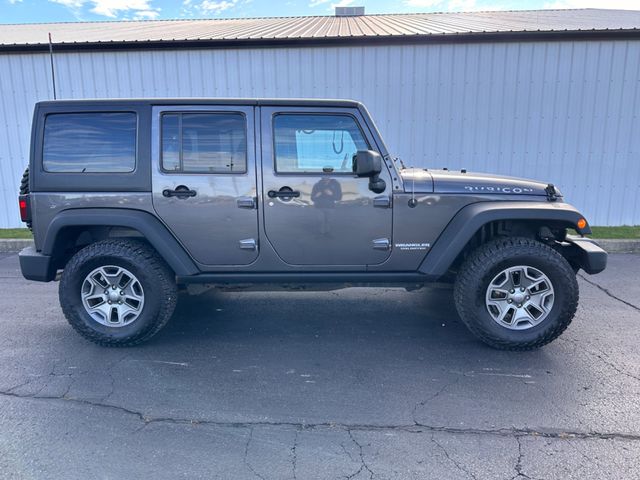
[419,201,591,279]
[42,208,199,277]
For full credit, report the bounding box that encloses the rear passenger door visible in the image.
[151,106,259,266]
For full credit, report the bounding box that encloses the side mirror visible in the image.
[353,150,382,177]
[352,150,386,194]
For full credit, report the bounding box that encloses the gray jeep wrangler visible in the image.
[18,99,607,349]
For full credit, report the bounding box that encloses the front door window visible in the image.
[273,114,369,174]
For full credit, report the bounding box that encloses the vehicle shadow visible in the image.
[158,286,470,348]
[153,286,555,367]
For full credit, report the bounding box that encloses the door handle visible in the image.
[267,187,300,200]
[162,185,197,199]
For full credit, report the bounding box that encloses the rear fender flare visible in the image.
[42,208,199,276]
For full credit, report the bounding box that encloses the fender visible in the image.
[42,208,199,276]
[418,201,591,278]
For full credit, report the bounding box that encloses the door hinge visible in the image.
[372,238,391,251]
[237,196,257,209]
[373,195,391,208]
[239,238,258,251]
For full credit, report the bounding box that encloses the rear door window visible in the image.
[161,113,247,174]
[43,112,137,173]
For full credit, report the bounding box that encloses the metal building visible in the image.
[1,8,639,227]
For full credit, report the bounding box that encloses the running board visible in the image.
[176,272,428,285]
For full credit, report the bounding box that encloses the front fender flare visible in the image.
[42,208,199,276]
[418,201,591,279]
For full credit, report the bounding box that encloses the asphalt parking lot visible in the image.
[0,253,638,479]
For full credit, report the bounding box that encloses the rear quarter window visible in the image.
[43,112,137,173]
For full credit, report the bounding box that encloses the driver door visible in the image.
[260,107,393,266]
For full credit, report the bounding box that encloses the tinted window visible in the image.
[43,112,136,173]
[161,113,247,173]
[273,114,369,174]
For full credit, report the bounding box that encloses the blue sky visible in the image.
[1,0,636,24]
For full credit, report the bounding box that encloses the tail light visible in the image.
[18,195,30,223]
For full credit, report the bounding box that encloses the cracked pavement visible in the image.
[0,253,639,479]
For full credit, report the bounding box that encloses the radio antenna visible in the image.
[408,166,418,208]
[48,33,57,100]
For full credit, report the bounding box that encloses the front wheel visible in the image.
[453,237,578,350]
[59,240,177,346]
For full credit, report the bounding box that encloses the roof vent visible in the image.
[335,6,365,16]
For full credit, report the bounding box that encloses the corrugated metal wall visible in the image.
[1,40,639,227]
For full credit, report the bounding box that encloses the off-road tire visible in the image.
[59,239,177,347]
[453,237,578,350]
[19,167,32,231]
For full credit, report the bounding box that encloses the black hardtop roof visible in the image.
[36,98,363,109]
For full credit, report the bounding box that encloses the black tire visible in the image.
[453,237,578,350]
[59,239,177,347]
[19,167,32,232]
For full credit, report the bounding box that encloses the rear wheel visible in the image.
[59,239,177,346]
[453,237,578,350]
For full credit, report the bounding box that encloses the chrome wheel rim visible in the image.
[81,265,145,327]
[485,265,555,330]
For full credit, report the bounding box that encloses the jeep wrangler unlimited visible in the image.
[18,99,607,349]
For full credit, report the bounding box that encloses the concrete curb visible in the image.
[595,239,640,254]
[0,238,639,254]
[0,239,34,253]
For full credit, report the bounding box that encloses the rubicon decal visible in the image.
[464,186,534,194]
